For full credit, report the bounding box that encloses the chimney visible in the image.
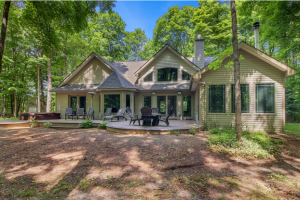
[253,22,260,49]
[194,34,205,69]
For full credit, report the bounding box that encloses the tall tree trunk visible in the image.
[230,0,242,140]
[46,53,53,112]
[2,95,5,117]
[63,48,66,79]
[37,64,40,112]
[41,68,44,111]
[0,1,10,74]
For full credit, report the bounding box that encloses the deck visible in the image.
[0,119,200,134]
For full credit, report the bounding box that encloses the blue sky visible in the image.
[113,1,199,39]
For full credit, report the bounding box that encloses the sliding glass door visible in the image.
[167,96,177,116]
[183,96,191,117]
[157,96,166,115]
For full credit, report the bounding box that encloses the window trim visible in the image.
[157,68,178,82]
[255,83,275,114]
[208,85,226,113]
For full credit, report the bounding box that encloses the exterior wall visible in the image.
[134,91,195,120]
[199,49,285,132]
[137,49,198,85]
[68,57,113,85]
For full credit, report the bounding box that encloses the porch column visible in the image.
[177,92,182,120]
[130,92,134,113]
[152,92,157,108]
[120,91,126,109]
[100,92,104,119]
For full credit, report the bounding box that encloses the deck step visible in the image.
[50,126,82,129]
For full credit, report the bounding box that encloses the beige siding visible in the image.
[56,93,69,118]
[200,49,285,132]
[138,49,198,85]
[68,57,113,85]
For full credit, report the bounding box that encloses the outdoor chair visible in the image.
[77,108,86,120]
[103,108,113,121]
[141,106,153,126]
[86,108,94,120]
[65,108,76,120]
[151,107,160,118]
[126,107,140,125]
[159,107,173,126]
[111,108,127,121]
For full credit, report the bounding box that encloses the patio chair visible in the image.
[141,106,153,126]
[111,108,127,121]
[103,108,112,121]
[86,108,94,120]
[65,108,76,120]
[77,108,86,120]
[159,107,174,126]
[151,107,160,118]
[126,107,140,125]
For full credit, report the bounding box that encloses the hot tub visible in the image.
[20,113,61,120]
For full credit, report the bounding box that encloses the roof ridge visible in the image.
[112,60,148,63]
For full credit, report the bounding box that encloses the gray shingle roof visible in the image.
[51,84,99,92]
[98,71,136,89]
[136,83,190,90]
[111,60,147,84]
[186,56,216,69]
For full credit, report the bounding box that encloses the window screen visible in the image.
[231,84,250,113]
[256,84,275,113]
[157,68,177,81]
[209,85,226,113]
[182,71,191,80]
[144,72,153,82]
[144,96,151,108]
[104,94,120,113]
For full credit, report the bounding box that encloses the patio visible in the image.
[0,119,200,133]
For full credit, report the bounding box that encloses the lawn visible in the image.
[285,123,300,137]
[0,128,299,199]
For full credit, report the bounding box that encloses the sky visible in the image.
[113,1,199,39]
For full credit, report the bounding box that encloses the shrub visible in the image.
[207,129,283,159]
[98,122,108,129]
[29,120,38,128]
[43,122,52,128]
[189,126,198,135]
[80,120,93,128]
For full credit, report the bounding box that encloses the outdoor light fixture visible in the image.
[88,92,96,108]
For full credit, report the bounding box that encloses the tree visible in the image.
[153,5,195,57]
[230,1,242,140]
[0,1,10,74]
[193,1,232,56]
[124,28,147,61]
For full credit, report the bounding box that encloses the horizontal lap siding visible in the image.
[56,94,69,118]
[139,49,197,84]
[200,50,285,132]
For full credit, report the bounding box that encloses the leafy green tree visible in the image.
[153,5,195,57]
[124,28,147,61]
[192,1,232,56]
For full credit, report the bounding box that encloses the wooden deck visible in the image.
[0,119,200,134]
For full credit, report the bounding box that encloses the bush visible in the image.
[80,120,93,128]
[43,122,52,128]
[98,122,108,129]
[189,126,198,135]
[207,129,283,159]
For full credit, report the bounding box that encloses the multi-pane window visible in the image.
[256,84,275,113]
[209,85,226,113]
[157,68,177,81]
[183,96,191,117]
[167,96,177,116]
[231,84,250,113]
[70,97,77,112]
[104,94,120,113]
[144,72,153,82]
[157,96,166,114]
[144,96,151,108]
[182,71,191,80]
[126,94,130,108]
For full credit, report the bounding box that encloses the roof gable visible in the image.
[134,45,200,76]
[97,71,136,89]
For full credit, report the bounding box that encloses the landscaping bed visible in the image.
[0,128,299,199]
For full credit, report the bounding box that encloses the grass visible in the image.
[285,123,300,137]
[207,129,283,159]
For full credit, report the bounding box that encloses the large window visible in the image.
[144,72,153,82]
[144,96,151,107]
[157,96,166,114]
[209,85,226,113]
[79,96,86,113]
[70,97,77,112]
[157,68,177,81]
[256,84,275,113]
[231,84,250,113]
[183,96,191,117]
[167,96,177,116]
[182,71,191,80]
[104,94,120,113]
[126,94,130,108]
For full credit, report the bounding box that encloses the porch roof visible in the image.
[51,84,99,92]
[136,83,190,90]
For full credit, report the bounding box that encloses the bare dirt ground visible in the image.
[0,128,300,200]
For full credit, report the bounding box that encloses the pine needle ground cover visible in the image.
[208,129,283,159]
[285,123,300,137]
